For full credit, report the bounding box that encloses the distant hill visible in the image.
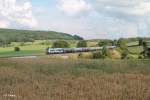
[0,28,83,42]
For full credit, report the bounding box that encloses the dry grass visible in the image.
[0,58,150,100]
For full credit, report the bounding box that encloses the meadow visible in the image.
[0,40,144,58]
[0,57,150,100]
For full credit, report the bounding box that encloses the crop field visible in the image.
[0,58,150,100]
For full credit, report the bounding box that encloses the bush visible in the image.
[139,38,144,46]
[52,40,69,48]
[102,46,110,58]
[121,50,128,59]
[93,52,103,59]
[117,39,127,50]
[138,55,144,59]
[14,47,20,52]
[77,41,87,47]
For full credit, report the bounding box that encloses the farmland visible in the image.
[0,44,47,57]
[0,58,150,100]
[0,39,145,58]
[0,29,150,100]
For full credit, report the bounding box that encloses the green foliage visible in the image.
[121,50,129,59]
[52,40,70,48]
[138,55,144,59]
[14,47,20,52]
[0,28,79,44]
[112,40,117,46]
[143,41,148,49]
[117,39,127,50]
[93,52,103,59]
[77,40,87,47]
[102,46,110,58]
[0,38,11,47]
[98,40,112,47]
[139,38,144,46]
[73,35,84,40]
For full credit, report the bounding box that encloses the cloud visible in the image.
[0,20,10,28]
[0,0,38,28]
[54,0,150,39]
[57,0,92,16]
[96,0,150,19]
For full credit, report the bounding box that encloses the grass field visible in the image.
[0,58,150,100]
[0,45,48,57]
[0,40,146,58]
[128,46,143,54]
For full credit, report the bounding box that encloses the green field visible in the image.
[0,44,49,57]
[0,41,145,57]
[0,39,80,57]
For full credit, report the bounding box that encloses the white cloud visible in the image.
[0,0,38,28]
[57,0,92,16]
[0,20,10,28]
[96,0,150,17]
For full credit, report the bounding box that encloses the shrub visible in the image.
[102,46,110,58]
[139,38,144,46]
[138,55,144,59]
[52,40,69,48]
[14,47,20,52]
[77,41,87,47]
[121,50,129,59]
[93,52,103,59]
[117,39,127,50]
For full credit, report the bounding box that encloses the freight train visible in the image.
[46,46,116,54]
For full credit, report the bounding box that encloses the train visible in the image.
[46,46,117,54]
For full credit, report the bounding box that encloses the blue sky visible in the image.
[0,0,150,39]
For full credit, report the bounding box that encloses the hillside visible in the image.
[0,28,81,42]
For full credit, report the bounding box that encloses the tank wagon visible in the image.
[46,46,116,54]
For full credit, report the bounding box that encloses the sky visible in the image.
[0,0,150,39]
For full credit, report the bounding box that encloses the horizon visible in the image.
[0,0,150,39]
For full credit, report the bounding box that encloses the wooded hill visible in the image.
[0,28,83,43]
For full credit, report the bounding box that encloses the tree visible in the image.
[143,41,148,50]
[139,38,144,46]
[142,41,148,57]
[93,52,103,59]
[52,40,69,48]
[117,39,127,50]
[121,50,128,59]
[77,40,87,47]
[112,40,117,46]
[101,46,110,58]
[14,47,20,52]
[0,38,11,47]
[98,40,112,47]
